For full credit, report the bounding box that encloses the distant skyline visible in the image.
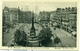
[3,1,77,13]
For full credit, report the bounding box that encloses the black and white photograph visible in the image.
[2,0,77,47]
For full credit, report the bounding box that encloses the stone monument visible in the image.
[30,13,36,38]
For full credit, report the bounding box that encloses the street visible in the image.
[50,26,76,47]
[3,23,76,47]
[3,23,23,46]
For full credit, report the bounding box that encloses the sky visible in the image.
[3,1,77,13]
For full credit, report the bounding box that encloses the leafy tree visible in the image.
[14,29,21,44]
[38,27,52,46]
[14,29,28,46]
[54,37,61,44]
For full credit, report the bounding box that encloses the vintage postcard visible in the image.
[0,0,78,49]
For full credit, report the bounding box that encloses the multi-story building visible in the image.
[3,7,20,24]
[3,6,36,24]
[20,11,34,23]
[3,7,10,23]
[53,7,77,32]
[50,11,57,23]
[9,8,19,24]
[39,11,50,23]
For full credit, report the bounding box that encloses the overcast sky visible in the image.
[3,1,77,12]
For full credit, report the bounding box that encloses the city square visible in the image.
[2,2,77,47]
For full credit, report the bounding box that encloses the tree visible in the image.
[19,31,28,46]
[14,29,21,44]
[38,27,52,46]
[14,29,28,46]
[54,37,61,44]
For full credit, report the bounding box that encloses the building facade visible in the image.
[3,7,35,23]
[20,11,34,23]
[3,7,19,24]
[39,11,50,23]
[53,7,77,32]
